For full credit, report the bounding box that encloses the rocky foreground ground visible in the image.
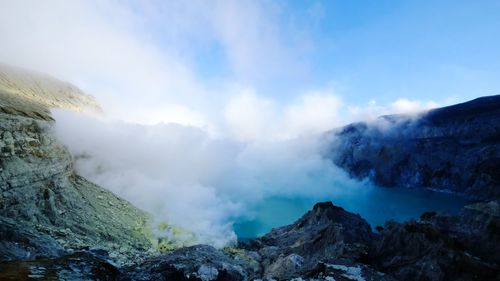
[0,201,498,281]
[0,66,499,280]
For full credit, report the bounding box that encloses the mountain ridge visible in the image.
[327,95,500,200]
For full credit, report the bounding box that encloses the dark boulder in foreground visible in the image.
[370,200,500,281]
[326,95,500,200]
[124,245,256,281]
[0,250,120,280]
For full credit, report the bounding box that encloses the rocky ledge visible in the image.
[326,95,500,200]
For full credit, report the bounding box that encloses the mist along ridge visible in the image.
[0,65,499,280]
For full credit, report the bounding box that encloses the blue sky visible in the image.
[189,0,500,105]
[303,0,500,105]
[1,0,499,139]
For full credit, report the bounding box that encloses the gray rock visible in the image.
[125,245,251,281]
[263,253,304,280]
[240,202,388,281]
[0,217,64,260]
[419,201,500,265]
[0,250,120,280]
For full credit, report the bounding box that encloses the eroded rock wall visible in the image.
[0,111,153,264]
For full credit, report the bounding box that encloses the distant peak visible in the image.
[312,201,344,211]
[0,63,102,120]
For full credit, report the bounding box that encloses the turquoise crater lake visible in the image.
[234,187,469,239]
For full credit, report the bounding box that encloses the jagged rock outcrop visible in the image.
[0,65,152,264]
[124,202,395,281]
[326,95,500,200]
[370,201,500,281]
[249,202,377,280]
[129,201,498,281]
[418,201,500,265]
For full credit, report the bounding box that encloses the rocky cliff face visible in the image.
[326,95,500,200]
[0,66,152,264]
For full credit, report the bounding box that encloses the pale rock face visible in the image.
[0,63,101,120]
[0,65,152,265]
[263,253,304,279]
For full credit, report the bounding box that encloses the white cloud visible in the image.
[0,0,312,129]
[223,89,446,141]
[224,89,279,141]
[0,0,448,139]
[284,91,343,136]
[208,1,307,83]
[223,88,344,141]
[390,99,439,113]
[348,98,443,122]
[0,0,205,125]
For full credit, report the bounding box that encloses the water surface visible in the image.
[234,187,469,238]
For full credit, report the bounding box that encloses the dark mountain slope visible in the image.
[327,95,500,200]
